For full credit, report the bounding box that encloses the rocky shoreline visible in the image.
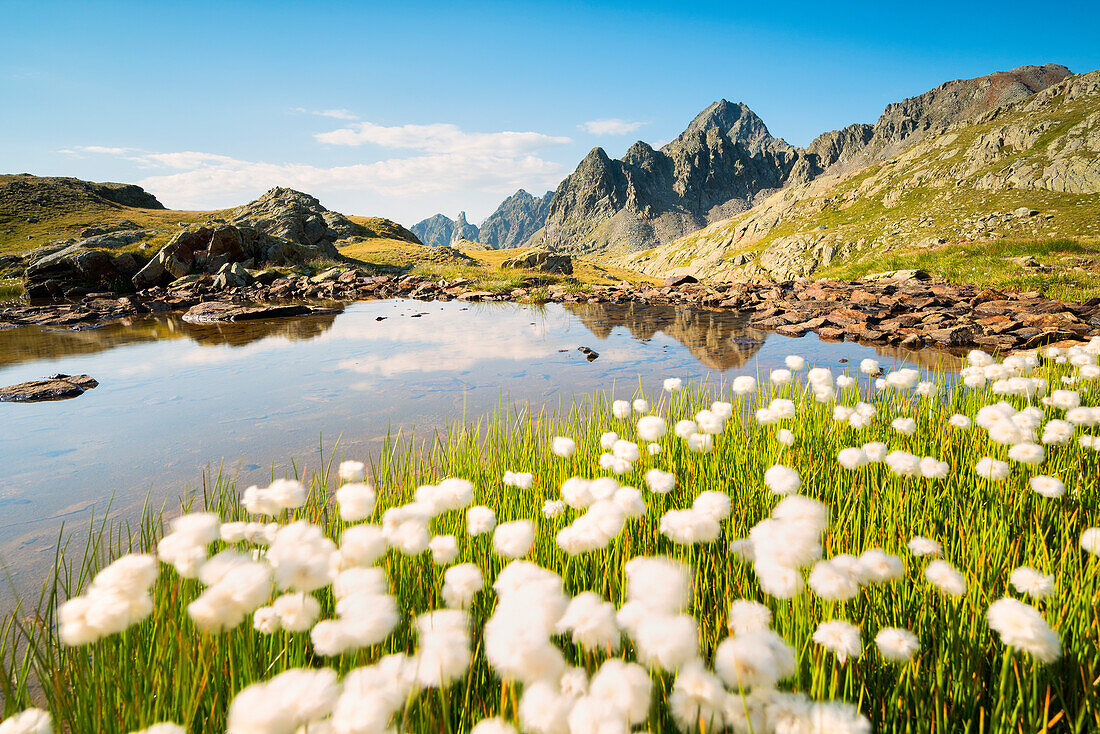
[2,268,1098,353]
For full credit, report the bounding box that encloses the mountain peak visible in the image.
[664,100,776,155]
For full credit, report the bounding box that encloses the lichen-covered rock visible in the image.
[500,249,573,274]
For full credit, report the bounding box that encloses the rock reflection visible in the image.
[0,310,340,368]
[567,302,964,373]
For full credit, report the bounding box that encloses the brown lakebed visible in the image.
[0,299,960,604]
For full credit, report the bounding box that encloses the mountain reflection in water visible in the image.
[0,299,961,603]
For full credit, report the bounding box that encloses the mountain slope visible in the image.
[526,64,1071,257]
[620,69,1100,285]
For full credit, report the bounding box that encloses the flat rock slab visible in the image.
[0,374,99,402]
[181,301,342,323]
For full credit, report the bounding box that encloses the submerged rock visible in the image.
[181,300,342,323]
[0,373,99,402]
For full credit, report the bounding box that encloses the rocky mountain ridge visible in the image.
[621,69,1100,283]
[411,189,555,250]
[526,63,1072,256]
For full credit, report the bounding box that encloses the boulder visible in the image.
[500,249,573,275]
[0,374,99,402]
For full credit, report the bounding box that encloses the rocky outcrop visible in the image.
[500,249,573,274]
[130,188,366,290]
[0,374,99,402]
[477,190,554,248]
[228,188,363,246]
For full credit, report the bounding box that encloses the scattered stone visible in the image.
[0,374,99,402]
[1011,255,1045,269]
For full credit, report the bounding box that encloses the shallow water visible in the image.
[0,299,959,598]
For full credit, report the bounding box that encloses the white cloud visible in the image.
[76,145,134,155]
[292,107,358,120]
[315,122,572,156]
[70,120,573,219]
[579,119,647,136]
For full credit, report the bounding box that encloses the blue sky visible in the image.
[2,1,1097,227]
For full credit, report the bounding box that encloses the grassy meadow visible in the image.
[1,346,1099,733]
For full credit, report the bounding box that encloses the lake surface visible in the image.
[0,299,960,600]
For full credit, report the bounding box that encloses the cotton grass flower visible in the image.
[862,441,887,462]
[975,457,1011,480]
[226,667,340,734]
[908,536,941,557]
[335,482,376,522]
[808,559,860,601]
[632,398,650,413]
[1007,442,1045,465]
[1009,566,1055,599]
[986,597,1061,662]
[442,563,483,609]
[770,368,793,385]
[612,400,632,419]
[813,620,862,663]
[674,419,697,438]
[727,599,772,635]
[429,534,459,565]
[470,719,517,734]
[925,559,967,597]
[551,436,576,458]
[837,447,868,469]
[1029,475,1065,498]
[241,479,306,516]
[466,506,497,536]
[663,377,683,391]
[128,724,186,734]
[271,592,320,632]
[856,549,904,584]
[714,629,797,691]
[413,609,473,687]
[660,508,720,545]
[636,415,667,441]
[732,375,757,394]
[555,591,621,652]
[891,417,917,435]
[763,465,800,495]
[503,471,534,489]
[777,428,795,446]
[337,524,386,568]
[860,358,880,375]
[493,520,536,558]
[875,627,920,663]
[0,709,52,734]
[541,499,566,518]
[687,433,714,453]
[1078,528,1100,555]
[949,414,972,429]
[668,660,728,732]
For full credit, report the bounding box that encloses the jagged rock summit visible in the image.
[477,189,555,248]
[410,211,479,248]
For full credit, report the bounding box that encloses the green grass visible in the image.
[820,238,1100,300]
[0,278,23,303]
[1,357,1099,733]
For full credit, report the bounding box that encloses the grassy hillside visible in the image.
[621,70,1100,298]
